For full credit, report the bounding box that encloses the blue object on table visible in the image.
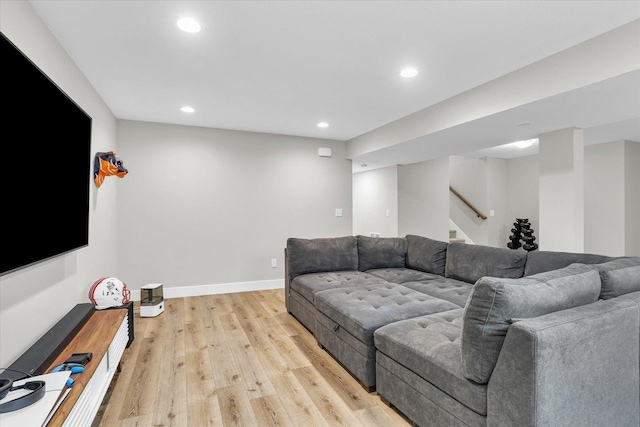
[51,363,85,374]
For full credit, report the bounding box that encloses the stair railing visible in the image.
[449,186,487,220]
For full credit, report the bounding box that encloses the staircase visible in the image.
[449,229,465,244]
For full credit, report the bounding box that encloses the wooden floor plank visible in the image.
[258,289,288,316]
[226,293,293,376]
[291,332,375,412]
[198,295,244,389]
[217,384,260,426]
[250,394,296,426]
[184,296,219,425]
[98,290,410,427]
[103,307,166,423]
[226,328,277,398]
[270,332,311,370]
[268,370,330,427]
[355,403,412,426]
[113,413,154,427]
[152,298,188,427]
[273,311,309,337]
[292,366,365,427]
[115,335,162,420]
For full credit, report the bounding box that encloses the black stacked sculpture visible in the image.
[507,218,538,251]
[507,219,524,250]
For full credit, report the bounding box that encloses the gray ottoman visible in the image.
[289,271,385,334]
[314,282,459,389]
[374,309,487,427]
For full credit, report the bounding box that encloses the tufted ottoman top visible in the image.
[314,282,459,345]
[402,277,473,308]
[374,309,487,415]
[290,271,386,304]
[365,267,441,284]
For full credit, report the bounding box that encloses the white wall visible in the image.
[449,156,489,245]
[116,120,352,291]
[447,156,509,248]
[348,21,640,160]
[398,158,450,241]
[626,141,640,256]
[353,166,398,237]
[539,128,585,252]
[503,142,639,256]
[585,141,626,255]
[505,154,540,249]
[486,157,508,248]
[0,1,120,367]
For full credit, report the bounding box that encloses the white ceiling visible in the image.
[28,0,640,170]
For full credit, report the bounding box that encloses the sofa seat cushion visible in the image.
[461,263,601,384]
[596,257,640,300]
[290,271,385,304]
[356,235,407,271]
[405,234,448,275]
[365,268,472,307]
[365,267,440,284]
[445,242,527,284]
[314,283,459,346]
[374,309,487,415]
[402,278,473,308]
[287,236,358,279]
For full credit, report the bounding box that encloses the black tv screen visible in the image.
[1,32,92,275]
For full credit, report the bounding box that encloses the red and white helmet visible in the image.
[89,277,131,310]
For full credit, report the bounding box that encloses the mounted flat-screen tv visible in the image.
[1,32,92,276]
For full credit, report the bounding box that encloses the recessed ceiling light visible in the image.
[317,122,329,128]
[177,18,201,33]
[400,67,418,78]
[181,106,195,113]
[513,138,538,148]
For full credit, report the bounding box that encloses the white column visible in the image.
[584,141,626,256]
[538,128,584,252]
[625,141,640,256]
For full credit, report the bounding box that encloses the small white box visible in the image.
[140,283,164,317]
[318,147,332,157]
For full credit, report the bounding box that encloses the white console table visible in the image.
[45,309,128,427]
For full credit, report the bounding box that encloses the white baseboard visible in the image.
[130,278,284,301]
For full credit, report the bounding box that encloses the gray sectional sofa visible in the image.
[284,234,640,427]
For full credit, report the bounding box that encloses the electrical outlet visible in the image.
[271,258,277,268]
[335,208,343,217]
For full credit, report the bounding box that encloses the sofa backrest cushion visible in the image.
[357,235,407,271]
[461,263,601,384]
[597,257,640,300]
[523,250,613,276]
[287,236,358,279]
[405,235,448,276]
[445,243,527,284]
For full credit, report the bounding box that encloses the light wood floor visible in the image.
[95,289,411,426]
